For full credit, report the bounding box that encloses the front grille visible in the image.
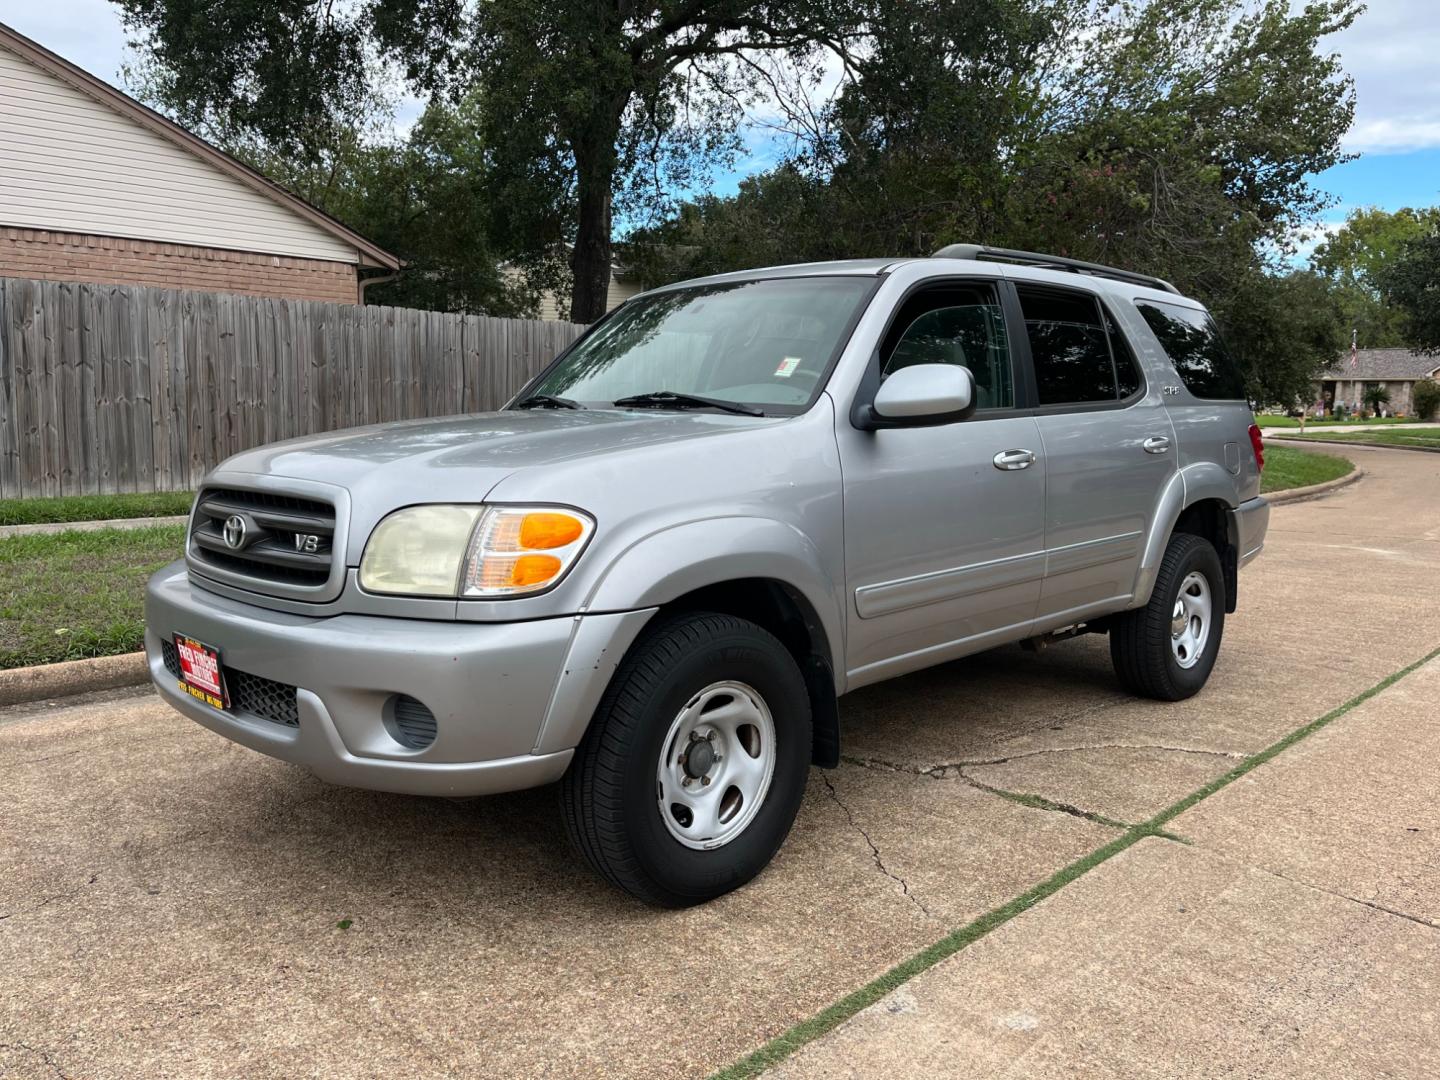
[160,638,299,728]
[230,670,301,727]
[189,487,336,593]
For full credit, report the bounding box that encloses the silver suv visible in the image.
[145,246,1269,906]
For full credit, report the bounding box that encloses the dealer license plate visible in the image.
[173,634,229,710]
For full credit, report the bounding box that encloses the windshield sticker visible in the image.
[774,356,802,378]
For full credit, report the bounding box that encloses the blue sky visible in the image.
[4,0,1437,261]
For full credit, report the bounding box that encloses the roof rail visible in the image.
[932,244,1181,295]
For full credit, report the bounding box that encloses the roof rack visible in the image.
[932,244,1181,295]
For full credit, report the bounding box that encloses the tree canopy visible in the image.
[116,0,1375,402]
[1377,231,1440,355]
[631,0,1362,404]
[117,0,865,321]
[1311,206,1440,349]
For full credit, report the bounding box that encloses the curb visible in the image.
[1266,435,1440,455]
[0,515,187,539]
[0,651,149,708]
[1265,463,1364,505]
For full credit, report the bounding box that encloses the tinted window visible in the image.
[1018,288,1115,405]
[881,284,1013,410]
[1136,301,1246,400]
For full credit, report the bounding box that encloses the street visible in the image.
[3,443,1438,1079]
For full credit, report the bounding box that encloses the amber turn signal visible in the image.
[520,512,585,550]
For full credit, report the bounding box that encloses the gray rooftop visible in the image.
[1320,349,1440,380]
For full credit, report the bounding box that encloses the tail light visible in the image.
[1248,423,1264,470]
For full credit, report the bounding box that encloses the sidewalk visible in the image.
[1266,420,1440,435]
[0,514,185,538]
[774,655,1440,1079]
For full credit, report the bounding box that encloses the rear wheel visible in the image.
[1110,532,1225,701]
[559,612,811,907]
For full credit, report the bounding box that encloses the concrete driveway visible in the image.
[3,444,1438,1079]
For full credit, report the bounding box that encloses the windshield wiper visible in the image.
[514,393,583,410]
[612,390,765,417]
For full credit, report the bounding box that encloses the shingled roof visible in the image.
[1319,349,1440,380]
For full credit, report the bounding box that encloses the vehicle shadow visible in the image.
[189,638,1125,914]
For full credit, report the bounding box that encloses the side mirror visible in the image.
[864,364,977,428]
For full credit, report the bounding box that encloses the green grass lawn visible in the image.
[0,525,185,669]
[1255,414,1421,429]
[0,491,194,527]
[1286,428,1440,449]
[1260,445,1354,494]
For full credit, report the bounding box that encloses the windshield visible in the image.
[524,276,876,413]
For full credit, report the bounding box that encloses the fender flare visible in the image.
[1132,463,1238,608]
[582,516,846,680]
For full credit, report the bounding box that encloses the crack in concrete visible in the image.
[0,874,98,922]
[952,772,1131,830]
[1244,862,1440,935]
[958,743,1245,767]
[845,741,1241,782]
[820,773,933,918]
[0,1042,70,1079]
[839,754,1129,832]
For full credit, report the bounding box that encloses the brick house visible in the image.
[1314,349,1440,416]
[0,22,399,304]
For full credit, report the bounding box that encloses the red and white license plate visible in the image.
[173,634,229,710]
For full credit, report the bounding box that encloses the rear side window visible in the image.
[1136,301,1246,400]
[1017,286,1142,406]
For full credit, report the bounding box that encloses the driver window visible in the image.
[880,283,1013,410]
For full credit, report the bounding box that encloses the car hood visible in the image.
[208,408,783,551]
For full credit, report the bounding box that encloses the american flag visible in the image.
[1350,329,1358,371]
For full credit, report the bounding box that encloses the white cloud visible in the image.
[1344,116,1440,154]
[0,0,130,82]
[1313,0,1440,153]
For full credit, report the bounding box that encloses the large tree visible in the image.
[1377,229,1440,355]
[1220,270,1346,407]
[1312,206,1439,348]
[226,94,531,314]
[116,0,863,321]
[632,0,1359,400]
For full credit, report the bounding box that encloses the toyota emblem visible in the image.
[222,514,247,549]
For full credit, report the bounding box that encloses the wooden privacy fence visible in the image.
[0,276,586,499]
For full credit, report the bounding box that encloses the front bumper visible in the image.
[1235,495,1269,567]
[145,561,654,797]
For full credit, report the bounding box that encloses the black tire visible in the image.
[1110,532,1226,701]
[559,611,812,907]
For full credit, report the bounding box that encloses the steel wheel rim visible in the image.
[1170,570,1212,670]
[656,680,777,850]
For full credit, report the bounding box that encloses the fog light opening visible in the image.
[384,694,438,750]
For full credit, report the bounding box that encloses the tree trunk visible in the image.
[570,158,615,324]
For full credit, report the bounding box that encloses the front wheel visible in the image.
[559,612,812,907]
[1110,532,1226,701]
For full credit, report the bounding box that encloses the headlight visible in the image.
[359,505,594,598]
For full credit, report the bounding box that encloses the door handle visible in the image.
[1143,436,1171,455]
[993,448,1036,471]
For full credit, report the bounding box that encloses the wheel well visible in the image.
[656,579,840,767]
[1172,499,1238,613]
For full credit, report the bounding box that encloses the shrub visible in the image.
[1413,379,1440,421]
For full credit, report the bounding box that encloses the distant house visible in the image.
[504,254,645,323]
[532,263,645,322]
[1314,349,1440,415]
[0,21,399,304]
